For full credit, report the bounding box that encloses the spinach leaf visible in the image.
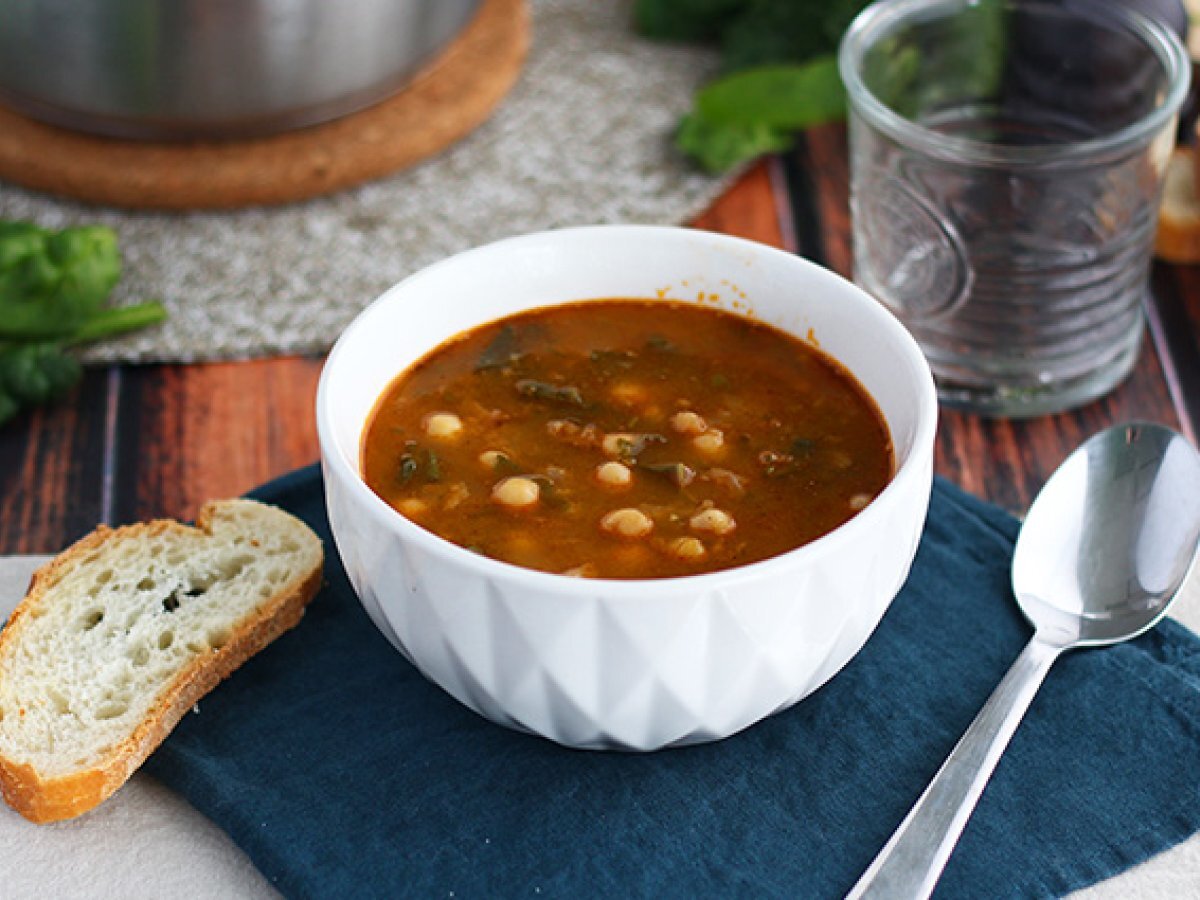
[398,453,420,484]
[678,58,847,171]
[0,221,168,426]
[0,389,16,425]
[634,0,871,171]
[634,0,748,42]
[515,379,586,407]
[638,461,696,488]
[0,225,121,339]
[696,59,846,129]
[676,114,791,175]
[719,0,871,71]
[0,343,81,424]
[636,0,1013,172]
[475,324,520,371]
[68,303,170,344]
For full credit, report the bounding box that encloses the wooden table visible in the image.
[1,126,1197,554]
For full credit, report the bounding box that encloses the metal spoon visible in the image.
[847,422,1200,900]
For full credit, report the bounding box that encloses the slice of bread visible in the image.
[0,499,323,824]
[1156,145,1200,264]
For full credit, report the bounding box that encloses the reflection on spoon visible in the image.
[847,422,1200,900]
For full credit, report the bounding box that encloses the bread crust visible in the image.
[0,501,323,824]
[1156,146,1200,264]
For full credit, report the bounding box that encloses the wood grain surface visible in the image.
[0,138,1193,554]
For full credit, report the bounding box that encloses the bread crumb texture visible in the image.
[0,499,322,821]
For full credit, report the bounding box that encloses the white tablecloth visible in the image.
[2,555,1198,899]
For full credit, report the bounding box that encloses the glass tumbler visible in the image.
[839,0,1190,416]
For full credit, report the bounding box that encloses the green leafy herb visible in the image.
[515,379,586,407]
[490,452,523,476]
[589,348,636,370]
[677,57,847,173]
[0,343,81,406]
[639,461,697,488]
[696,59,847,129]
[0,221,167,426]
[0,389,16,425]
[635,0,871,171]
[717,0,871,72]
[791,437,816,456]
[424,448,442,482]
[530,474,568,510]
[475,324,521,371]
[676,114,792,175]
[397,447,443,484]
[613,432,668,462]
[68,304,169,344]
[637,0,1009,172]
[759,449,797,478]
[633,0,746,43]
[398,453,420,484]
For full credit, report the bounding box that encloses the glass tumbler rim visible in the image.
[838,0,1191,169]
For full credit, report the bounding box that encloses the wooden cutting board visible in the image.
[0,0,528,210]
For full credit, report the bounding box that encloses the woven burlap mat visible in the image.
[0,0,730,364]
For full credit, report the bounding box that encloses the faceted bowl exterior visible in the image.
[317,226,937,750]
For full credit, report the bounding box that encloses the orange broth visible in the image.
[361,300,893,578]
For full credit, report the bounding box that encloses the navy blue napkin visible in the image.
[143,466,1200,899]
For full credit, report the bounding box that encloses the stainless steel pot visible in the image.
[0,0,481,140]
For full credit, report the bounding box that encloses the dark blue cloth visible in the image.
[143,466,1200,899]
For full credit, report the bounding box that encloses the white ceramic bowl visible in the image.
[317,226,938,751]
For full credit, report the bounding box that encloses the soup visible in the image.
[361,300,893,579]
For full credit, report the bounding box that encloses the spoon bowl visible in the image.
[849,422,1200,899]
[1014,423,1200,647]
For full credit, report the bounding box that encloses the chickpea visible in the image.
[602,432,636,457]
[692,428,725,454]
[397,498,428,518]
[595,461,633,488]
[610,382,648,406]
[690,507,736,535]
[547,419,576,438]
[600,507,654,538]
[547,419,600,449]
[423,412,463,439]
[829,450,853,470]
[669,536,707,561]
[443,482,470,510]
[704,467,747,497]
[670,410,707,435]
[561,563,599,578]
[849,492,873,511]
[492,476,540,508]
[479,449,507,469]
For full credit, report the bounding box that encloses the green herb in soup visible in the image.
[361,300,893,579]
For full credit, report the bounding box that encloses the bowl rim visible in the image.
[316,224,938,595]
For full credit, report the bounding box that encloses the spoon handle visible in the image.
[846,633,1063,900]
